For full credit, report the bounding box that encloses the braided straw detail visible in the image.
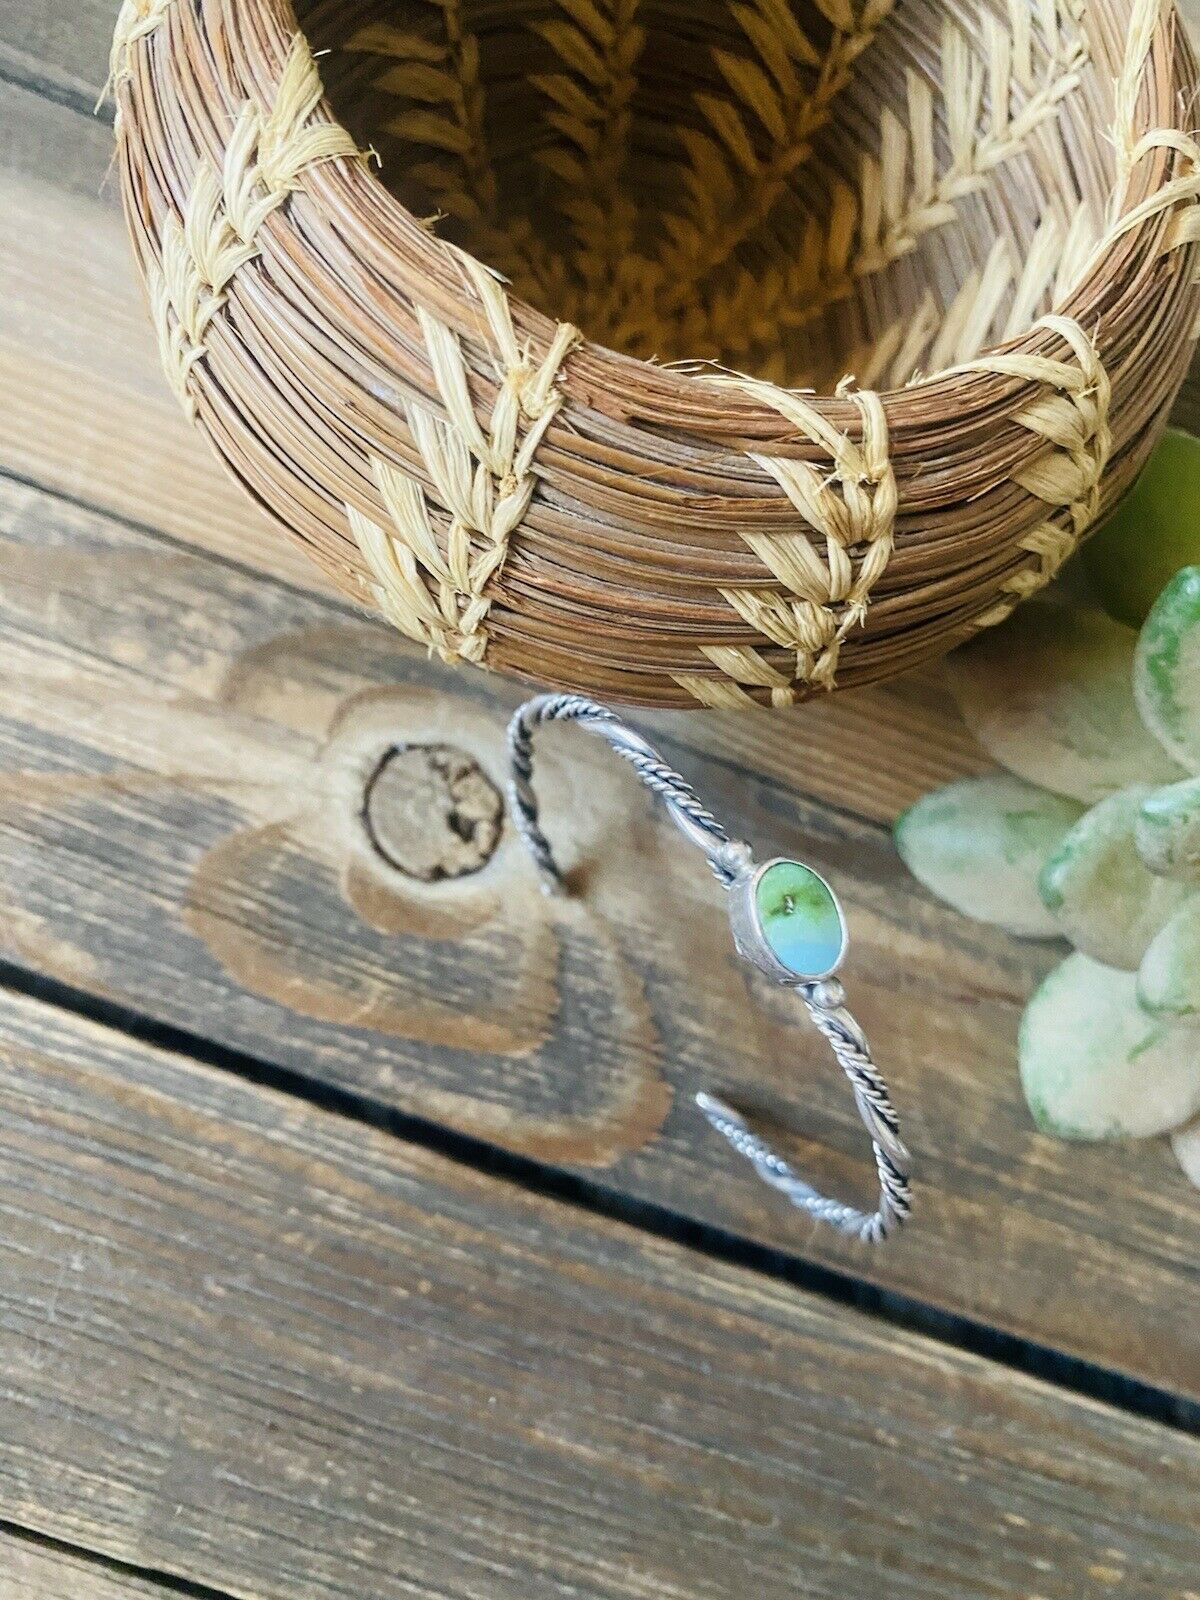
[1102,0,1200,289]
[964,313,1111,627]
[953,0,1196,630]
[955,0,1200,632]
[1114,0,1171,192]
[677,384,895,707]
[104,0,175,105]
[1102,124,1200,328]
[689,0,1090,375]
[349,253,579,666]
[144,35,359,418]
[1092,0,1200,329]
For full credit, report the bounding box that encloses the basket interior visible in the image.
[297,0,1114,388]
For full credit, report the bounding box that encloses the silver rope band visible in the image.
[506,692,912,1243]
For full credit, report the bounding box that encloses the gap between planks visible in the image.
[0,984,1198,1600]
[1,61,1199,1404]
[1,950,1195,1438]
[0,1521,233,1600]
[0,468,1197,1404]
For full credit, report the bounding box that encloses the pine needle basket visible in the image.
[109,0,1200,708]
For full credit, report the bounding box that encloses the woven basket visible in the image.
[109,0,1200,708]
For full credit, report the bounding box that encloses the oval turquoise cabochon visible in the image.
[754,860,845,978]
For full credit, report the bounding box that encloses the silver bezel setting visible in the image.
[727,856,848,985]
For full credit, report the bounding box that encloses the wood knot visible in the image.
[361,743,502,881]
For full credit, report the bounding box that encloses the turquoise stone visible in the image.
[755,860,844,977]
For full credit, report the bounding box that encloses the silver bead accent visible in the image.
[803,977,846,1010]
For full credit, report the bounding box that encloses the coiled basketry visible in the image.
[110,0,1200,707]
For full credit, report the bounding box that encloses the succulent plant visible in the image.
[896,434,1200,1183]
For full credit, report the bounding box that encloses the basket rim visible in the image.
[251,0,1185,435]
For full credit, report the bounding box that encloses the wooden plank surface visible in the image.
[0,1532,177,1600]
[1,0,1199,1396]
[0,4,1197,1592]
[1,985,1198,1600]
[1,471,1198,1405]
[0,0,116,102]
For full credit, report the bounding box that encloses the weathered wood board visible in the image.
[1,472,1197,1402]
[0,1,1198,1593]
[0,0,118,101]
[2,986,1198,1600]
[0,1533,175,1600]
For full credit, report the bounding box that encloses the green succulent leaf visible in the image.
[947,602,1183,803]
[1037,787,1192,968]
[1020,953,1200,1140]
[1134,565,1200,772]
[1081,430,1200,626]
[1135,775,1200,879]
[894,775,1083,937]
[1137,896,1200,1021]
[1171,1119,1200,1190]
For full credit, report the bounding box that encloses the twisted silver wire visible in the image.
[505,692,911,1243]
[508,693,742,885]
[698,999,911,1242]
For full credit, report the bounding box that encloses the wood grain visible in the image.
[0,0,114,101]
[0,1533,176,1600]
[2,985,1199,1600]
[0,472,1197,1400]
[0,7,1196,1589]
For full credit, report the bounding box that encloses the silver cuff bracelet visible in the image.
[507,692,912,1244]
